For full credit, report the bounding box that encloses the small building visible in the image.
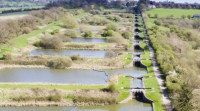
[193,14,200,18]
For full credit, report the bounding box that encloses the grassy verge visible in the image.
[0,84,106,90]
[123,53,132,65]
[116,75,130,102]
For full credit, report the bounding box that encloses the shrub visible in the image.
[22,27,32,34]
[50,29,60,35]
[47,95,61,102]
[89,15,110,25]
[3,53,12,60]
[106,50,116,58]
[106,23,118,31]
[34,41,41,47]
[62,14,78,29]
[181,15,186,19]
[47,56,72,69]
[65,29,77,38]
[102,82,116,93]
[70,55,81,61]
[102,30,113,37]
[107,32,125,44]
[62,36,72,42]
[83,31,92,38]
[90,10,101,15]
[106,15,121,22]
[39,36,63,49]
[122,31,130,39]
[103,11,112,15]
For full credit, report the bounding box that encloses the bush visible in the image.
[47,95,61,102]
[3,53,12,60]
[39,36,63,49]
[62,36,72,42]
[106,15,121,22]
[83,31,92,38]
[65,29,77,38]
[90,10,101,15]
[106,23,118,31]
[22,27,32,34]
[47,56,72,69]
[70,55,81,61]
[89,15,110,25]
[122,31,130,39]
[107,32,125,44]
[106,50,116,58]
[50,29,60,35]
[62,14,78,29]
[103,11,112,15]
[102,30,113,37]
[102,82,116,93]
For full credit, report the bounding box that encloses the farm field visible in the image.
[147,8,200,18]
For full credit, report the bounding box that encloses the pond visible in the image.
[0,68,147,84]
[72,38,107,43]
[0,11,30,20]
[91,30,100,34]
[30,49,108,58]
[0,99,152,111]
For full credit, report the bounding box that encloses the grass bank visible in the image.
[116,75,130,102]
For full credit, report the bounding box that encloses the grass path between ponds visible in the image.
[116,75,130,102]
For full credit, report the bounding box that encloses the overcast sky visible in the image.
[151,0,200,4]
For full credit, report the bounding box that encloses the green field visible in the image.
[147,8,200,18]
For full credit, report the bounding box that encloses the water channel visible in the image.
[0,68,146,84]
[71,38,107,43]
[30,49,108,58]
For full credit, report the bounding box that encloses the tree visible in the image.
[175,82,193,111]
[83,31,92,38]
[106,23,118,31]
[62,14,78,29]
[187,15,191,19]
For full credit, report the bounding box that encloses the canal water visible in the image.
[0,11,30,20]
[72,38,107,43]
[30,49,108,58]
[0,68,146,84]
